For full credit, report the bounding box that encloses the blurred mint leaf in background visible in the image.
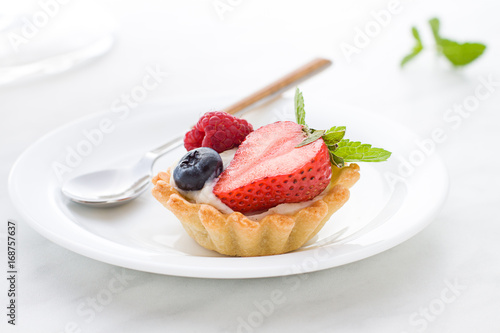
[438,39,486,66]
[401,17,486,68]
[429,17,441,42]
[401,27,423,67]
[429,17,486,67]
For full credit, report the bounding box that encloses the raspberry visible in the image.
[183,111,253,153]
[184,128,204,152]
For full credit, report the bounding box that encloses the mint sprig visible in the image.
[335,139,392,162]
[430,18,486,67]
[293,88,391,168]
[401,27,423,67]
[323,126,346,145]
[296,129,325,147]
[428,18,441,42]
[401,17,486,68]
[294,88,306,126]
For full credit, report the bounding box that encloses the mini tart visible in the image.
[152,164,360,257]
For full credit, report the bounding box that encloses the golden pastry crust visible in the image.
[152,164,360,257]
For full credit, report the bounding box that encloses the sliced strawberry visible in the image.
[213,121,332,213]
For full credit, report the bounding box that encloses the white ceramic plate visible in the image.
[9,96,448,279]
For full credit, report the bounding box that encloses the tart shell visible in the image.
[152,164,360,257]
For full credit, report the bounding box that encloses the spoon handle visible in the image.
[147,136,184,158]
[147,58,332,159]
[223,58,332,115]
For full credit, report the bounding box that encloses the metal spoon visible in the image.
[62,58,332,207]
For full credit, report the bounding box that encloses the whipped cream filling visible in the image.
[170,148,328,221]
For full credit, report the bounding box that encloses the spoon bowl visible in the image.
[62,168,151,207]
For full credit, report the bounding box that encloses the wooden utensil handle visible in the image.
[147,58,332,159]
[223,58,332,115]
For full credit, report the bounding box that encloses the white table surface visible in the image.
[2,0,500,332]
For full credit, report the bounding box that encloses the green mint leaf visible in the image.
[296,130,325,148]
[294,88,306,126]
[322,126,346,145]
[401,27,424,67]
[439,39,486,66]
[326,143,338,152]
[429,18,441,43]
[335,139,392,162]
[429,17,486,67]
[329,151,345,168]
[292,90,391,166]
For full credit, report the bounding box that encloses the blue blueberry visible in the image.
[173,147,223,191]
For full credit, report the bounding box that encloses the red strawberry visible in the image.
[183,111,253,153]
[213,121,332,213]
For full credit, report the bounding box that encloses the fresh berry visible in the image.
[173,147,223,191]
[184,128,204,152]
[213,121,332,213]
[183,111,253,153]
